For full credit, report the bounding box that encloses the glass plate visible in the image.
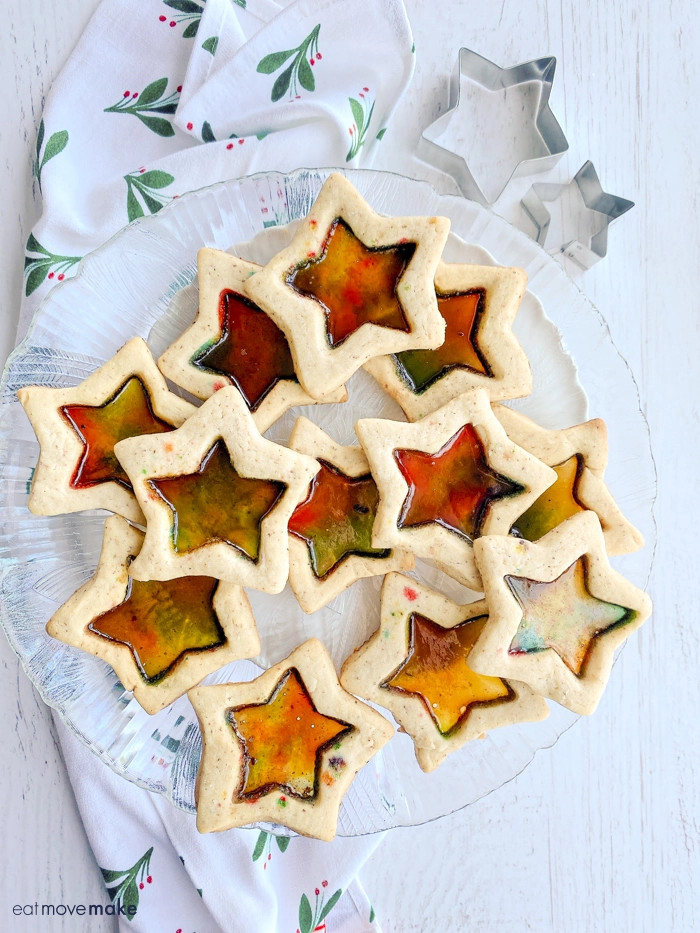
[0,169,655,836]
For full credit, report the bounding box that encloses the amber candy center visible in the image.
[511,455,585,542]
[393,289,489,393]
[62,377,173,490]
[148,440,286,559]
[89,574,224,682]
[383,612,513,735]
[288,218,415,347]
[193,289,297,411]
[228,668,353,800]
[395,423,523,541]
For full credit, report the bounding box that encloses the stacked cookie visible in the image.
[18,173,650,840]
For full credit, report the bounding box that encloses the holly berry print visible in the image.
[346,89,375,162]
[100,846,153,921]
[158,0,205,38]
[251,829,291,869]
[297,882,342,933]
[33,119,68,193]
[257,25,321,102]
[124,169,176,221]
[104,79,181,138]
[24,234,81,297]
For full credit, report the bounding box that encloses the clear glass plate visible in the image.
[0,169,656,836]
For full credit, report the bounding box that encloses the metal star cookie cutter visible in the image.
[417,48,569,206]
[521,160,634,269]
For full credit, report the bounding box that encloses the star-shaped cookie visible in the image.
[365,262,531,421]
[494,404,644,554]
[189,637,394,840]
[286,417,413,613]
[468,510,652,714]
[46,515,260,714]
[340,573,549,772]
[18,337,196,523]
[356,389,557,590]
[157,248,348,433]
[114,386,319,593]
[244,173,450,399]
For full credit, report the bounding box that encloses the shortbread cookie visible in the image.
[244,173,450,399]
[340,573,548,772]
[287,417,413,613]
[18,337,196,523]
[47,515,260,715]
[356,389,557,590]
[469,511,652,715]
[114,386,319,593]
[493,404,644,554]
[157,248,348,433]
[189,637,394,840]
[365,262,531,420]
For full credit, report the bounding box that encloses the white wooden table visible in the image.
[2,1,697,930]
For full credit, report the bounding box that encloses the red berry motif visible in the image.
[170,20,176,27]
[310,58,315,65]
[159,14,166,21]
[322,880,328,887]
[139,883,144,890]
[48,272,55,279]
[317,52,322,60]
[187,122,193,131]
[227,143,233,150]
[123,91,130,98]
[132,92,138,98]
[57,273,65,281]
[238,138,245,144]
[315,888,320,896]
[363,87,369,92]
[147,876,152,883]
[177,85,182,92]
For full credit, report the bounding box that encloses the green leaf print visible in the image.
[202,35,218,55]
[257,25,321,101]
[252,831,267,862]
[200,121,238,143]
[24,235,81,296]
[104,81,181,137]
[346,89,375,162]
[376,128,387,141]
[276,835,290,853]
[124,170,175,222]
[99,847,153,922]
[252,829,291,866]
[298,884,342,932]
[33,120,69,192]
[161,0,205,38]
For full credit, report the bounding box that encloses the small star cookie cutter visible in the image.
[417,48,569,205]
[521,160,635,269]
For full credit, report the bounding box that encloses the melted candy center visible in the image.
[193,289,297,410]
[288,459,390,578]
[511,455,585,541]
[383,612,513,735]
[288,218,415,347]
[395,423,523,541]
[62,377,173,490]
[228,668,353,800]
[89,574,224,682]
[507,557,634,675]
[148,440,286,559]
[392,289,489,393]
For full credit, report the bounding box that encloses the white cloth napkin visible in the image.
[20,0,417,927]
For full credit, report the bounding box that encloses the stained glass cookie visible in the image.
[340,573,548,772]
[365,262,531,420]
[355,388,557,591]
[287,417,413,613]
[468,510,652,715]
[189,638,394,840]
[157,248,348,432]
[18,337,196,523]
[493,404,644,554]
[244,172,450,399]
[114,386,319,593]
[46,515,260,714]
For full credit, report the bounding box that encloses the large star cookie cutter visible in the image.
[417,48,569,205]
[521,160,634,269]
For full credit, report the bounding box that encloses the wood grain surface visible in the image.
[1,0,697,930]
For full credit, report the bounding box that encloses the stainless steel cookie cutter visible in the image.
[417,48,569,206]
[521,160,634,269]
